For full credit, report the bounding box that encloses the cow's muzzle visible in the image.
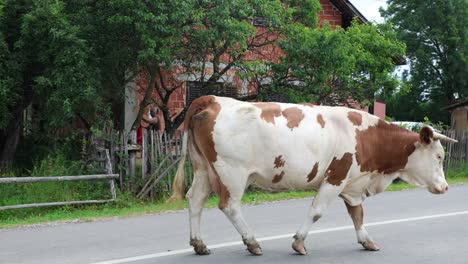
[429,184,448,194]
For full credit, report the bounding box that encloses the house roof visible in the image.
[330,0,367,26]
[442,99,468,111]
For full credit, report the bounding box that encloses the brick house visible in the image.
[127,0,387,133]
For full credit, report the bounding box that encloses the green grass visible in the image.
[1,165,467,229]
[0,190,316,228]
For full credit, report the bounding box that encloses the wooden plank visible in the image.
[138,157,181,199]
[110,130,116,174]
[129,130,136,188]
[0,174,119,183]
[0,199,114,211]
[157,131,162,158]
[105,149,117,200]
[150,130,154,161]
[163,131,168,157]
[120,131,126,189]
[136,155,171,199]
[142,129,147,179]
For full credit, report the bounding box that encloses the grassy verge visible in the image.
[0,190,317,229]
[1,166,467,229]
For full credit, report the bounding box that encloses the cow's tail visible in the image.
[168,129,189,202]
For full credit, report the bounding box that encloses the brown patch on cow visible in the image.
[348,111,362,126]
[307,162,319,182]
[282,107,305,130]
[326,152,353,186]
[274,155,285,168]
[345,202,363,229]
[419,126,433,144]
[254,102,281,124]
[317,114,325,128]
[355,119,419,174]
[272,171,285,183]
[218,179,231,210]
[185,96,231,209]
[189,96,221,164]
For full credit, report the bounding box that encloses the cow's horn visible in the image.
[433,132,458,143]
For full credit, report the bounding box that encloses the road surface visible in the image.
[1,184,468,264]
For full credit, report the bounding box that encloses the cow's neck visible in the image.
[355,120,420,175]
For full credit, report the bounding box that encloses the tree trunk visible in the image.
[0,111,23,163]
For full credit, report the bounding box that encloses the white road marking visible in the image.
[91,210,468,264]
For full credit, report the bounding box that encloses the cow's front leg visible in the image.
[292,183,345,255]
[345,202,380,251]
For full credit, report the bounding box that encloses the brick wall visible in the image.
[319,0,342,28]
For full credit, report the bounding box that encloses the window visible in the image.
[186,81,239,105]
[252,17,269,27]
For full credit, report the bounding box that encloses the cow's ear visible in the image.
[419,126,433,145]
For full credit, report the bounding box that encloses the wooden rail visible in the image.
[0,150,118,211]
[0,174,118,183]
[0,174,118,211]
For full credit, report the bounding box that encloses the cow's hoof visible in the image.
[292,241,307,255]
[247,244,263,256]
[190,239,211,255]
[243,238,262,256]
[360,241,380,251]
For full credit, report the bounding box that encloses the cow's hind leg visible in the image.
[292,182,345,255]
[186,167,212,255]
[215,169,262,255]
[220,195,262,255]
[344,202,380,251]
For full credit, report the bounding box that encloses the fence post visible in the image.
[120,131,128,191]
[142,128,147,179]
[105,149,117,200]
[129,130,136,190]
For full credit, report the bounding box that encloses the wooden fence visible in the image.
[0,174,118,210]
[102,129,190,199]
[136,129,191,199]
[442,130,468,172]
[0,150,118,210]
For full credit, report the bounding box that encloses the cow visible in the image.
[169,95,457,256]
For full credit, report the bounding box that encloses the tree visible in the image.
[130,0,320,132]
[0,0,99,162]
[259,21,405,105]
[381,0,467,123]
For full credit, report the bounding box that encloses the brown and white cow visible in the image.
[169,95,457,256]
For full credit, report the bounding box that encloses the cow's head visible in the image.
[401,127,457,194]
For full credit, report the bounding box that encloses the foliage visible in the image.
[382,0,467,124]
[0,0,102,163]
[146,0,310,132]
[262,21,405,104]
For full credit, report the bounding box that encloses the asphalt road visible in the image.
[1,185,468,264]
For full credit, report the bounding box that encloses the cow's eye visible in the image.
[437,154,442,160]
